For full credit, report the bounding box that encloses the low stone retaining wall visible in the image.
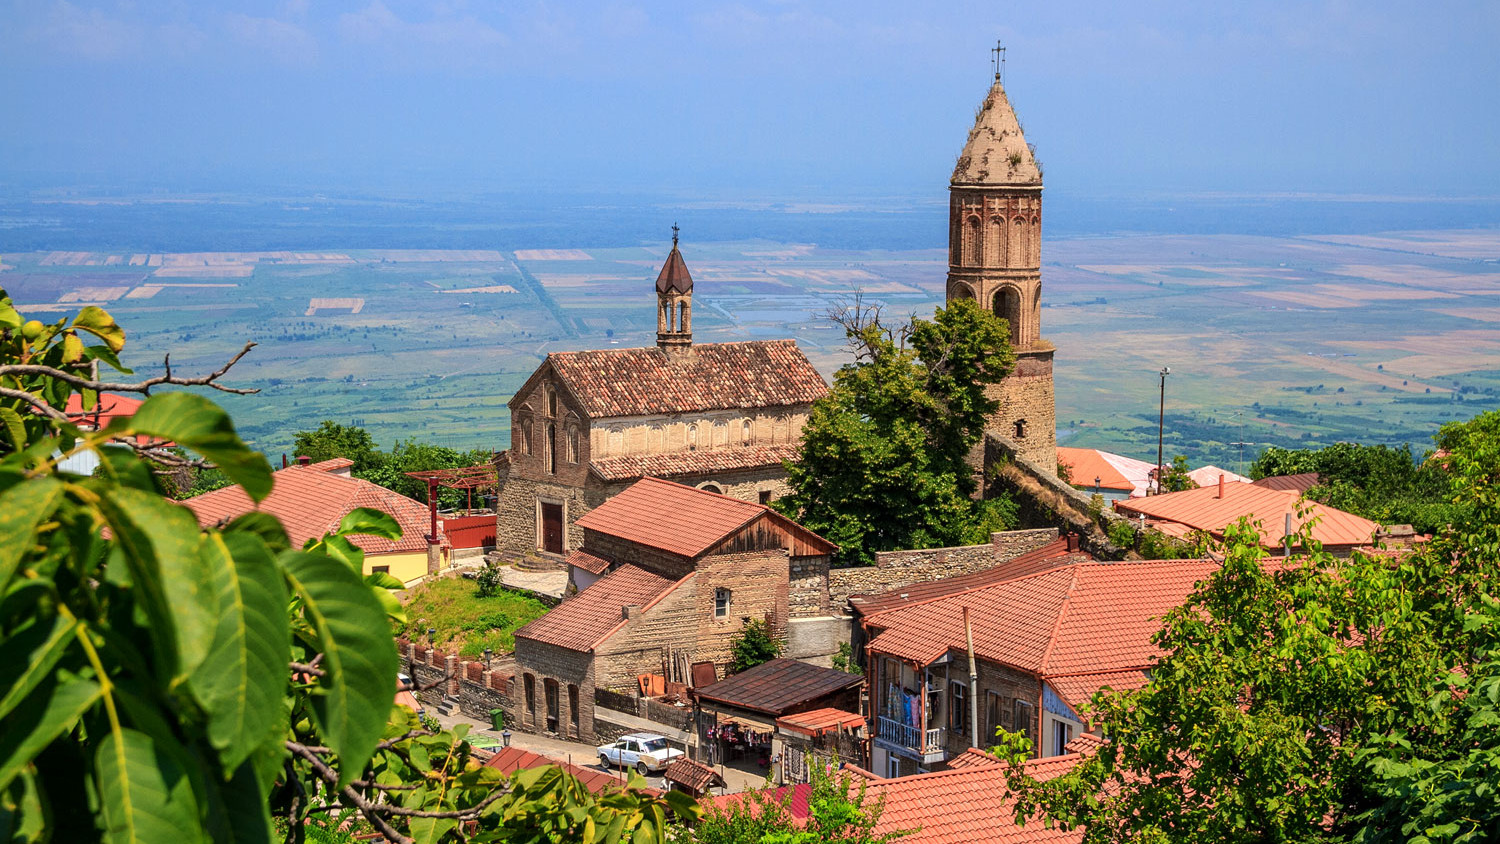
[398,639,514,722]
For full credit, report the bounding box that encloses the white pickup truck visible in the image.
[596,733,683,775]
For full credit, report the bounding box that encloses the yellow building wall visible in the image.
[368,551,433,587]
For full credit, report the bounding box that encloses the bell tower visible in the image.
[656,224,694,361]
[947,65,1057,473]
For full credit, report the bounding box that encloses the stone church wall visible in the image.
[492,473,602,558]
[987,348,1057,474]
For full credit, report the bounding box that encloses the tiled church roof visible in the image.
[545,340,827,418]
[589,443,801,482]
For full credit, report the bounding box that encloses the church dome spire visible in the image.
[656,224,693,359]
[656,223,694,294]
[952,80,1042,187]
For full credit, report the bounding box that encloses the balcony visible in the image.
[875,716,946,762]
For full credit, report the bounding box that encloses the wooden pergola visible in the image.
[404,461,499,542]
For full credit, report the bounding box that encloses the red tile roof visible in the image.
[865,560,1220,707]
[702,783,814,821]
[1113,482,1378,548]
[1064,732,1106,755]
[694,658,863,716]
[1046,670,1150,713]
[944,748,1004,769]
[575,477,835,559]
[775,708,865,738]
[1252,472,1321,493]
[64,392,169,447]
[182,464,437,554]
[590,443,801,482]
[850,537,1088,617]
[514,564,681,652]
[656,243,693,294]
[663,758,724,793]
[566,548,613,576]
[861,754,1085,844]
[542,340,827,418]
[483,746,647,795]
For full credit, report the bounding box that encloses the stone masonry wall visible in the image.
[828,527,1058,610]
[788,554,831,618]
[593,577,701,692]
[987,348,1057,474]
[397,640,513,722]
[693,549,791,666]
[511,638,598,741]
[584,530,696,580]
[984,433,1130,561]
[492,472,602,558]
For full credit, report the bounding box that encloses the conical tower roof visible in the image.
[655,234,693,294]
[951,79,1041,187]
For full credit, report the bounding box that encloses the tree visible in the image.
[777,297,1016,565]
[684,764,910,844]
[0,289,695,843]
[997,411,1500,844]
[1157,455,1195,492]
[1249,442,1460,534]
[294,419,383,473]
[289,425,492,510]
[729,619,782,674]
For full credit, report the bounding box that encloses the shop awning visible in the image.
[776,708,865,738]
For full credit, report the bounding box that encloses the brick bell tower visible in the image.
[947,69,1057,473]
[656,224,694,362]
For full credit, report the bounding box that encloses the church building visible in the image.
[947,74,1058,473]
[492,230,829,559]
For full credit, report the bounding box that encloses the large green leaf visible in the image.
[0,769,47,844]
[0,615,77,721]
[95,487,218,681]
[222,512,289,554]
[116,393,271,502]
[191,532,290,771]
[0,477,62,589]
[0,676,100,791]
[336,507,402,540]
[280,551,398,786]
[71,306,125,352]
[95,728,208,844]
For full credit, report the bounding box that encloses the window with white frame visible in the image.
[714,588,731,618]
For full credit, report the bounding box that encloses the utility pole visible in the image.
[1156,367,1171,495]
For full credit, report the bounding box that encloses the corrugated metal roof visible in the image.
[1057,447,1134,492]
[694,658,863,716]
[1113,482,1378,548]
[1252,472,1322,493]
[514,564,680,652]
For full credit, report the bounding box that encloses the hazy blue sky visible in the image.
[3,0,1497,199]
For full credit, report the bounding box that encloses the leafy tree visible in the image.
[294,419,383,473]
[290,425,491,510]
[684,764,909,844]
[1249,441,1460,534]
[997,411,1500,844]
[777,297,1016,565]
[0,290,695,843]
[1157,455,1195,493]
[729,619,782,674]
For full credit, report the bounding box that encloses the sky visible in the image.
[3,0,1498,201]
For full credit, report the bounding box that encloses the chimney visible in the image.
[296,455,311,466]
[1066,533,1080,552]
[1217,473,1225,499]
[623,605,642,620]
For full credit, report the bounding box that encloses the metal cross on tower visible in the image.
[991,40,1006,82]
[671,222,680,246]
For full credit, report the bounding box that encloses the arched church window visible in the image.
[678,301,688,332]
[742,419,753,445]
[1013,217,1026,267]
[548,390,558,418]
[993,287,1021,345]
[951,283,974,301]
[546,423,557,474]
[566,426,578,463]
[688,424,699,451]
[989,217,1004,265]
[516,418,531,455]
[699,483,723,495]
[965,216,982,266]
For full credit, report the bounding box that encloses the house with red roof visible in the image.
[491,233,828,561]
[1112,476,1380,553]
[56,392,171,475]
[509,478,837,742]
[861,557,1218,777]
[183,456,450,584]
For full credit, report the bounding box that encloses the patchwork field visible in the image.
[3,228,1498,467]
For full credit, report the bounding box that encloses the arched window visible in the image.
[1014,419,1029,439]
[548,390,558,418]
[663,302,674,331]
[714,588,732,618]
[699,483,723,495]
[964,216,982,266]
[951,283,974,301]
[742,419,753,445]
[566,426,578,463]
[677,301,688,332]
[688,424,698,451]
[1014,217,1027,266]
[989,217,1004,265]
[517,418,531,455]
[546,423,557,474]
[993,287,1021,345]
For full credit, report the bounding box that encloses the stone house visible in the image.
[861,557,1218,778]
[509,478,837,741]
[492,232,828,560]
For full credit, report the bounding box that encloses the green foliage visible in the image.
[1000,410,1500,844]
[292,423,492,509]
[1250,441,1461,534]
[778,298,1016,565]
[1157,455,1195,493]
[684,764,909,844]
[398,576,549,658]
[0,290,692,843]
[475,563,505,599]
[830,642,861,675]
[1105,518,1136,550]
[729,620,782,675]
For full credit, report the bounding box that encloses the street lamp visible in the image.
[501,729,512,748]
[427,627,436,645]
[1156,367,1171,495]
[483,648,493,669]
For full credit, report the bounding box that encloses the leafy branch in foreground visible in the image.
[0,288,696,843]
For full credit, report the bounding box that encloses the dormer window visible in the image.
[714,588,731,618]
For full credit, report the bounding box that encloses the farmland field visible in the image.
[3,223,1499,469]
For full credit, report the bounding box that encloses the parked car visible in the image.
[597,733,684,775]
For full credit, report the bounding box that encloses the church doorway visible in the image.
[540,502,564,554]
